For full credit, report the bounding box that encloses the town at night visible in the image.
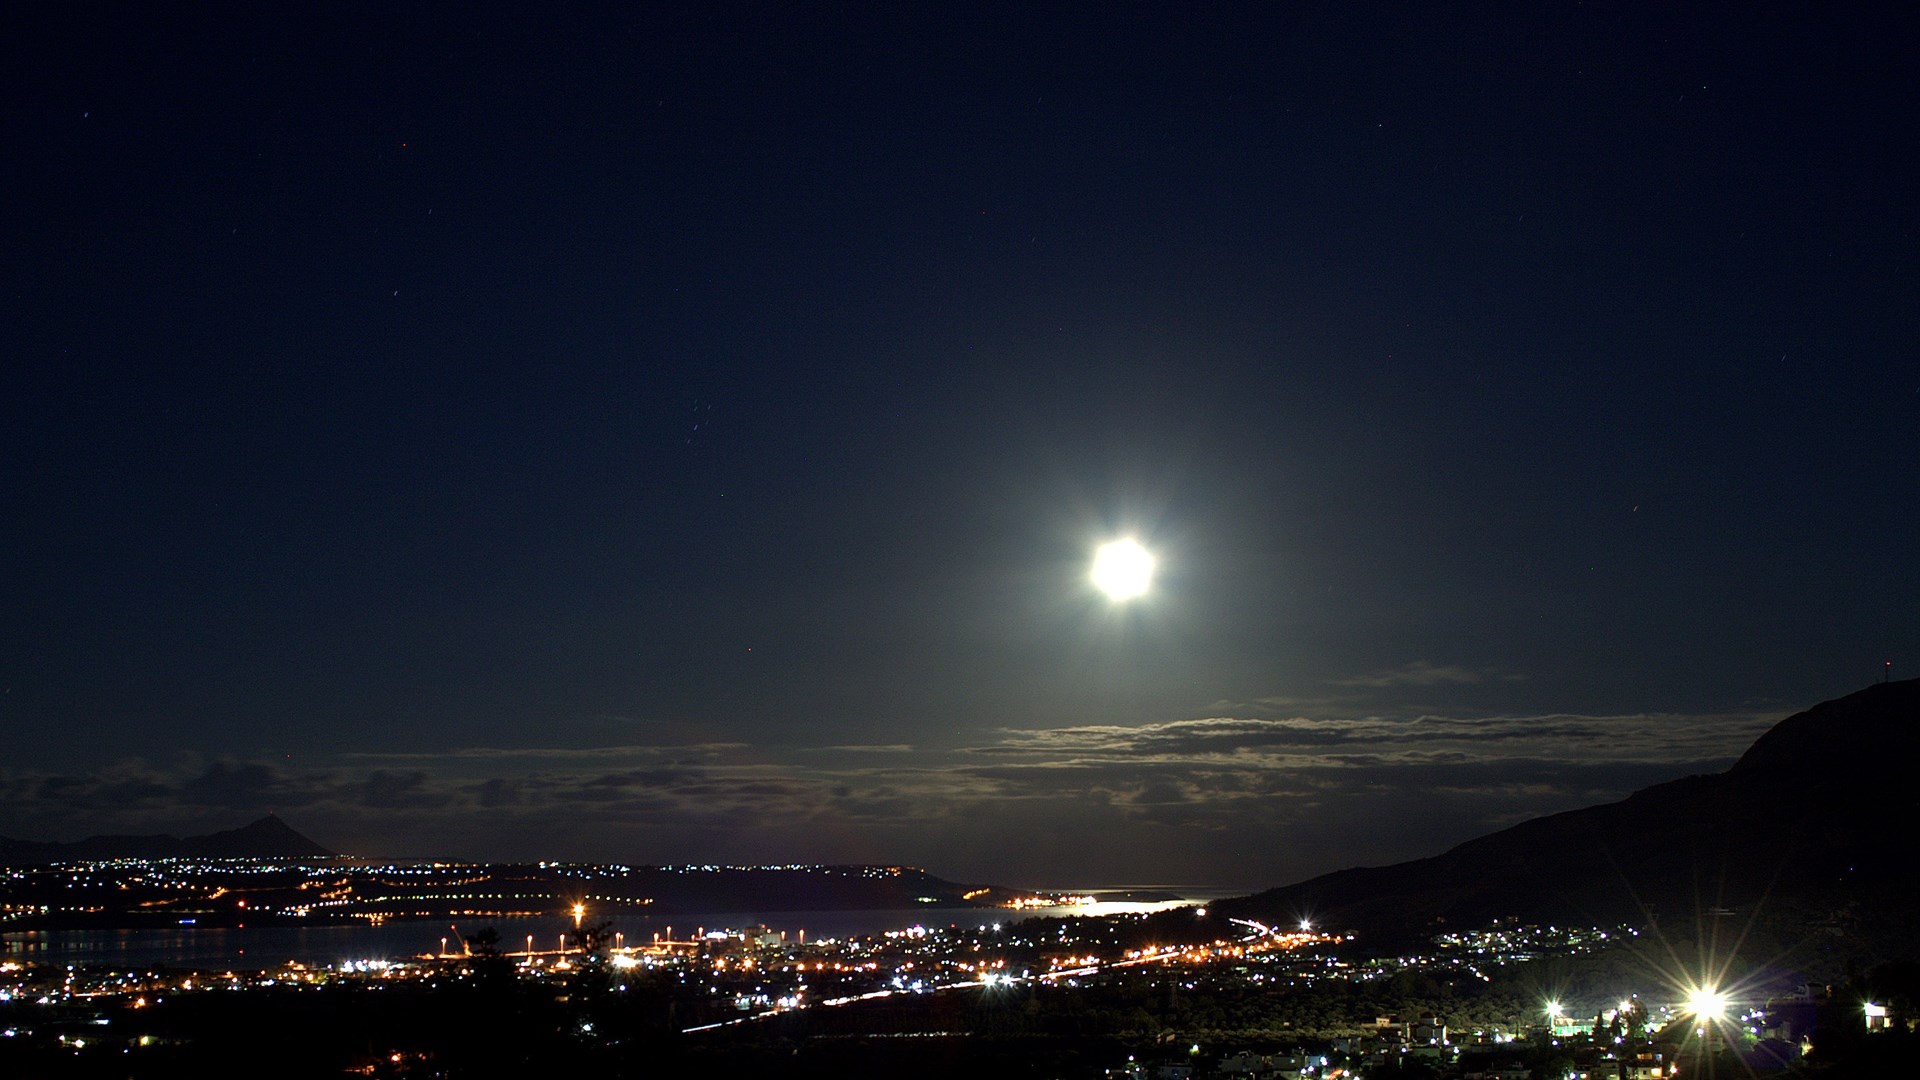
[5,1,1914,1076]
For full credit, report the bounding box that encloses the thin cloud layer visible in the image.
[972,710,1770,767]
[1333,661,1520,688]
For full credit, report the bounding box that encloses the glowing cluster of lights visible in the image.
[1005,894,1096,909]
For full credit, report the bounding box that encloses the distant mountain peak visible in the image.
[0,816,337,865]
[180,815,336,859]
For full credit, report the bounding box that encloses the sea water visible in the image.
[1,889,1225,970]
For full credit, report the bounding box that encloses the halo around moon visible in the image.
[1091,539,1155,600]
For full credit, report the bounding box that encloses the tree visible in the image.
[574,919,616,960]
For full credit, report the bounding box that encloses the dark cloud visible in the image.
[473,778,523,808]
[358,770,453,811]
[181,761,308,810]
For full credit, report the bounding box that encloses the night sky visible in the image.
[4,4,1914,888]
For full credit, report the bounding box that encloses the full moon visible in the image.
[1091,539,1155,600]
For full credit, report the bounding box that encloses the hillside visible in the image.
[1214,680,1920,955]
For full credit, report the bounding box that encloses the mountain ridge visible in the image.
[0,814,337,863]
[1215,680,1920,955]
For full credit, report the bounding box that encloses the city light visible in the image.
[1684,985,1728,1022]
[0,856,1723,1074]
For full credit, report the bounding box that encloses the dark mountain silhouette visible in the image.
[1215,680,1920,952]
[0,814,336,864]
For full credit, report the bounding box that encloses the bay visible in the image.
[1,889,1218,970]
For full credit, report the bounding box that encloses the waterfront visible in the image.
[1,889,1215,969]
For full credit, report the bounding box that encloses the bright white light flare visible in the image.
[1685,986,1728,1022]
[1092,539,1155,600]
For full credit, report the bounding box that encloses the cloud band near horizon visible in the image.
[0,704,1778,889]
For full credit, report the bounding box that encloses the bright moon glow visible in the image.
[1092,539,1155,599]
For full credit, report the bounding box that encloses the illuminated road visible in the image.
[679,920,1319,1034]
